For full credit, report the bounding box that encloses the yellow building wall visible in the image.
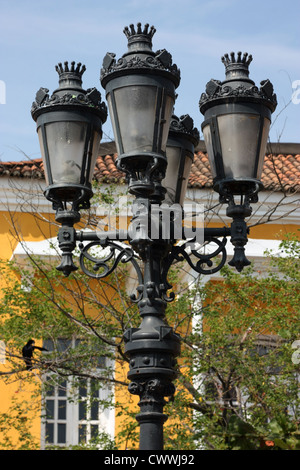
[0,210,56,448]
[208,221,300,240]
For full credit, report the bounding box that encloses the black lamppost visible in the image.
[199,51,277,270]
[31,23,277,450]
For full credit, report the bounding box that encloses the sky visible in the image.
[0,0,299,162]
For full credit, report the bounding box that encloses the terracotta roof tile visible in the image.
[0,152,299,192]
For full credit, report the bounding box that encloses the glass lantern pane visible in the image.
[180,153,193,206]
[163,145,181,204]
[88,130,102,183]
[163,146,193,205]
[217,114,260,179]
[160,95,175,153]
[45,121,88,185]
[256,117,271,178]
[202,124,216,178]
[112,85,158,155]
[37,127,50,186]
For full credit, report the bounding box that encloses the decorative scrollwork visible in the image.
[166,237,228,276]
[199,82,277,109]
[78,240,143,302]
[160,277,175,303]
[101,51,180,84]
[31,88,107,115]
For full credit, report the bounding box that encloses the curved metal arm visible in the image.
[78,239,143,302]
[166,236,228,276]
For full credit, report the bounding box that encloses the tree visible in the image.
[0,175,299,450]
[165,234,300,450]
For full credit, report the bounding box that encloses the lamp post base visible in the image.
[124,314,180,450]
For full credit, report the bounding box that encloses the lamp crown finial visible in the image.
[123,22,156,40]
[221,52,253,67]
[55,61,86,79]
[55,61,86,76]
[221,52,253,79]
[55,61,86,89]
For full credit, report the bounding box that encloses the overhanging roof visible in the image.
[0,141,299,193]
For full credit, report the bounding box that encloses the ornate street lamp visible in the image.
[200,52,277,270]
[32,24,276,450]
[31,61,107,274]
[163,114,200,205]
[101,23,180,198]
[32,62,107,211]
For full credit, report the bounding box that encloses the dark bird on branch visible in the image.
[22,340,48,371]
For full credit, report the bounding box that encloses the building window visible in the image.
[44,376,68,446]
[78,378,107,445]
[41,338,114,449]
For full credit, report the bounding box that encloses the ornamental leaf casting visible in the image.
[100,51,180,82]
[31,88,107,114]
[199,82,277,108]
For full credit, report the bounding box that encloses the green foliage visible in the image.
[0,250,135,450]
[164,234,300,450]
[0,232,299,450]
[44,430,118,451]
[0,394,40,450]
